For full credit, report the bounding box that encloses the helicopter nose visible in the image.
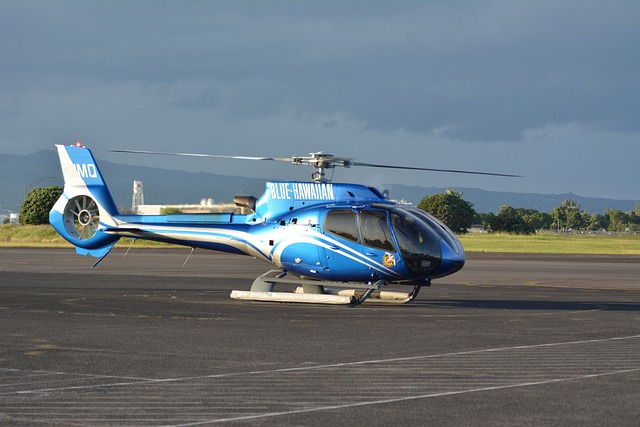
[433,238,465,278]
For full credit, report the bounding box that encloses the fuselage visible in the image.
[105,181,465,283]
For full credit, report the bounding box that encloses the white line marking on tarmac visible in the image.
[168,368,640,426]
[3,334,639,426]
[2,334,638,397]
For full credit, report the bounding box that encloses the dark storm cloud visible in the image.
[1,1,639,199]
[3,1,638,142]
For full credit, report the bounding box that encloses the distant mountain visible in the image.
[1,150,637,214]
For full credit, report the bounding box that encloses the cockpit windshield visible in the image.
[408,208,461,255]
[390,207,442,276]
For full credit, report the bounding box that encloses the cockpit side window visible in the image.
[324,210,359,242]
[359,211,395,251]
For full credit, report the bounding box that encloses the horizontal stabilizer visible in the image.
[103,227,141,234]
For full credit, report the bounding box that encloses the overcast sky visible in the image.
[1,1,639,200]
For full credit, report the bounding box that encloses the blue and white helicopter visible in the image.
[50,142,516,305]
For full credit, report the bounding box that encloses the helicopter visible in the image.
[49,142,517,305]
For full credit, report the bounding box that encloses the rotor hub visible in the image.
[78,209,93,226]
[292,152,354,182]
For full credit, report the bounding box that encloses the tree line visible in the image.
[13,186,640,236]
[418,191,640,235]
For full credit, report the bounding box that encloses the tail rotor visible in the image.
[64,195,101,241]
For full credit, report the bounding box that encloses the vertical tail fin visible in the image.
[49,143,120,257]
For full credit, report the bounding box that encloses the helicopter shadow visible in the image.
[412,298,640,313]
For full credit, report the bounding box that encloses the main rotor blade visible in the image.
[110,149,520,177]
[351,161,521,177]
[109,149,292,162]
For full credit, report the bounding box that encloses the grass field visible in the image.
[1,224,640,255]
[0,224,69,247]
[459,232,640,255]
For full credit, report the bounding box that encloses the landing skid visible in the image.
[230,270,424,305]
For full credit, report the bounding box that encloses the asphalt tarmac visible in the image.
[1,248,639,426]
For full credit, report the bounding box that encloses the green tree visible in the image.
[417,189,476,234]
[606,209,628,232]
[628,209,640,232]
[551,199,585,231]
[523,210,553,230]
[473,212,495,229]
[489,205,535,235]
[19,186,64,225]
[585,213,607,231]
